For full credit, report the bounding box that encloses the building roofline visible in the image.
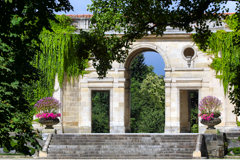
[66,14,93,18]
[63,12,235,18]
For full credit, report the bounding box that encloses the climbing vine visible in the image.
[193,14,240,115]
[25,15,89,105]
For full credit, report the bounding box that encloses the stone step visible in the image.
[51,140,196,144]
[52,137,196,139]
[47,153,193,159]
[52,138,196,142]
[51,137,196,140]
[49,142,196,148]
[49,143,196,148]
[47,155,193,159]
[53,135,197,138]
[47,150,194,156]
[46,134,198,159]
[53,134,197,136]
[53,136,196,140]
[47,152,194,157]
[226,132,240,139]
[51,141,196,144]
[47,153,194,156]
[48,145,195,152]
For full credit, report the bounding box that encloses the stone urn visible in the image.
[39,118,59,129]
[201,118,221,129]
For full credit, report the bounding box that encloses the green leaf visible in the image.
[5,0,13,3]
[10,139,18,147]
[3,147,10,153]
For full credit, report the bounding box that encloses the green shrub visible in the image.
[228,147,240,155]
[236,119,240,127]
[191,124,198,133]
[233,147,240,154]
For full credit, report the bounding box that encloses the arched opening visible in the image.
[124,47,166,133]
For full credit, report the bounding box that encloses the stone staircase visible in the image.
[47,133,199,159]
[225,132,240,149]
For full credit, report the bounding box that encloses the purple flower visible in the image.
[34,97,61,113]
[199,96,221,121]
[34,97,61,119]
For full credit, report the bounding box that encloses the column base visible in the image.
[110,126,125,133]
[164,126,180,133]
[79,126,91,133]
[42,129,56,134]
[205,129,218,134]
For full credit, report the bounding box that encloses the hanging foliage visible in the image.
[193,14,240,116]
[26,15,89,105]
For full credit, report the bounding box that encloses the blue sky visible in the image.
[57,0,237,14]
[57,0,237,76]
[57,0,92,14]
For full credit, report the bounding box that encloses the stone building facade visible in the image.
[47,15,237,134]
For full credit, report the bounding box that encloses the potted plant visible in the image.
[34,97,61,129]
[199,96,222,129]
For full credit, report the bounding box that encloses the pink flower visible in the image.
[36,112,61,119]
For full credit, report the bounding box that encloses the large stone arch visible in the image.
[124,43,170,69]
[39,16,237,134]
[55,36,237,134]
[123,43,168,133]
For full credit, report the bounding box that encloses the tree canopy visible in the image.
[0,0,72,155]
[89,0,237,48]
[89,0,240,115]
[88,0,240,76]
[193,14,240,116]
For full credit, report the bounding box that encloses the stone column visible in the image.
[79,85,91,133]
[52,74,62,133]
[53,74,62,103]
[164,84,172,133]
[110,87,125,133]
[171,87,180,133]
[62,77,81,133]
[224,97,237,131]
[165,85,180,133]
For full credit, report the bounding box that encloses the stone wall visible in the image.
[203,133,227,158]
[62,77,81,133]
[47,30,237,133]
[32,15,238,134]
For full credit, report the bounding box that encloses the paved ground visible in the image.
[0,158,239,160]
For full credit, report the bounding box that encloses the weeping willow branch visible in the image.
[26,15,89,104]
[193,14,240,115]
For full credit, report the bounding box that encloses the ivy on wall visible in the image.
[25,15,89,105]
[205,30,239,93]
[193,14,240,115]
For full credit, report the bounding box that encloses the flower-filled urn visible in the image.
[199,96,222,129]
[34,97,61,129]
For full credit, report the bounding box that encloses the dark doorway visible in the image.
[189,90,199,133]
[91,91,110,133]
[180,90,199,133]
